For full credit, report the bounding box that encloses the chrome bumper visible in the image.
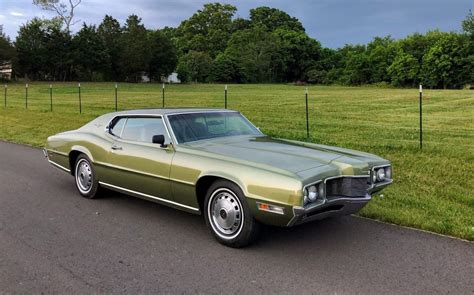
[287,194,371,227]
[368,179,393,194]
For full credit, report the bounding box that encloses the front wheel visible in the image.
[74,154,101,199]
[204,180,260,248]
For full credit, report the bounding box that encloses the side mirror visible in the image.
[152,135,166,147]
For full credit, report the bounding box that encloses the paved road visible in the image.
[0,141,472,294]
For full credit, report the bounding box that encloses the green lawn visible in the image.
[1,82,473,240]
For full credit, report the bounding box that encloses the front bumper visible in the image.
[287,194,371,226]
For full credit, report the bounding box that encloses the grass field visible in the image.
[1,82,473,240]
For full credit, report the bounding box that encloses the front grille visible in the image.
[325,177,370,199]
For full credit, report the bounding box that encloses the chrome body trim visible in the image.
[368,179,393,193]
[98,181,200,212]
[287,193,372,227]
[302,175,369,208]
[323,174,370,184]
[46,149,68,157]
[48,159,71,173]
[104,114,174,145]
[103,110,259,146]
[289,167,392,226]
[169,178,194,186]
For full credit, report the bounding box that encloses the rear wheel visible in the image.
[74,154,101,199]
[204,180,260,248]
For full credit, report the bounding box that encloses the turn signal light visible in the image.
[257,202,284,215]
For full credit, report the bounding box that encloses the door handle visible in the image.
[111,145,122,151]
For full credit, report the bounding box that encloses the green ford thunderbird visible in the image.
[45,108,392,247]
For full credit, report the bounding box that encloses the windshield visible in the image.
[168,112,261,143]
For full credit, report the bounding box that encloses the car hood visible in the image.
[183,135,386,175]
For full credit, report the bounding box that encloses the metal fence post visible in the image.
[50,84,53,111]
[78,83,82,114]
[305,88,309,138]
[25,83,28,109]
[419,84,423,150]
[115,83,118,111]
[225,85,228,109]
[4,85,6,108]
[162,83,165,108]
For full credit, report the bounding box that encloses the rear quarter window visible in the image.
[110,118,126,137]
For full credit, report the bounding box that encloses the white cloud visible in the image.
[10,11,24,17]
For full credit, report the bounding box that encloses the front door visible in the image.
[102,116,174,200]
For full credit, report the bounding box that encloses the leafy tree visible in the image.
[420,33,466,88]
[14,18,48,80]
[148,30,178,81]
[0,30,16,65]
[345,53,371,85]
[7,5,474,87]
[367,36,397,83]
[338,44,370,85]
[387,51,419,86]
[72,23,109,81]
[176,51,213,83]
[306,68,327,84]
[44,20,72,80]
[15,17,73,80]
[210,53,244,82]
[421,45,451,88]
[119,15,151,82]
[225,26,284,83]
[161,26,177,39]
[461,10,474,85]
[462,10,474,36]
[398,33,430,66]
[309,48,343,84]
[175,3,237,58]
[231,18,250,33]
[273,28,321,81]
[249,7,305,32]
[98,15,123,80]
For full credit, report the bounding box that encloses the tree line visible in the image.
[0,3,473,88]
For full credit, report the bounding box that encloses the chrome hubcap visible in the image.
[209,189,243,238]
[75,159,92,193]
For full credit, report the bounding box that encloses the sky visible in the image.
[0,0,472,48]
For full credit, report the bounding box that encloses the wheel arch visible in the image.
[68,146,94,175]
[195,174,247,213]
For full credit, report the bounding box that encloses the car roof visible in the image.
[111,108,237,116]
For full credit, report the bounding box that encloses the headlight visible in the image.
[372,172,377,183]
[307,185,318,202]
[385,166,392,179]
[376,168,385,181]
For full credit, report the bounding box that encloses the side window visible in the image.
[121,117,169,143]
[110,118,126,137]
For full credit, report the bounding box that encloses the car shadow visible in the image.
[98,187,367,250]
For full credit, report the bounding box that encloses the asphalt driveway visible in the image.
[0,141,472,294]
